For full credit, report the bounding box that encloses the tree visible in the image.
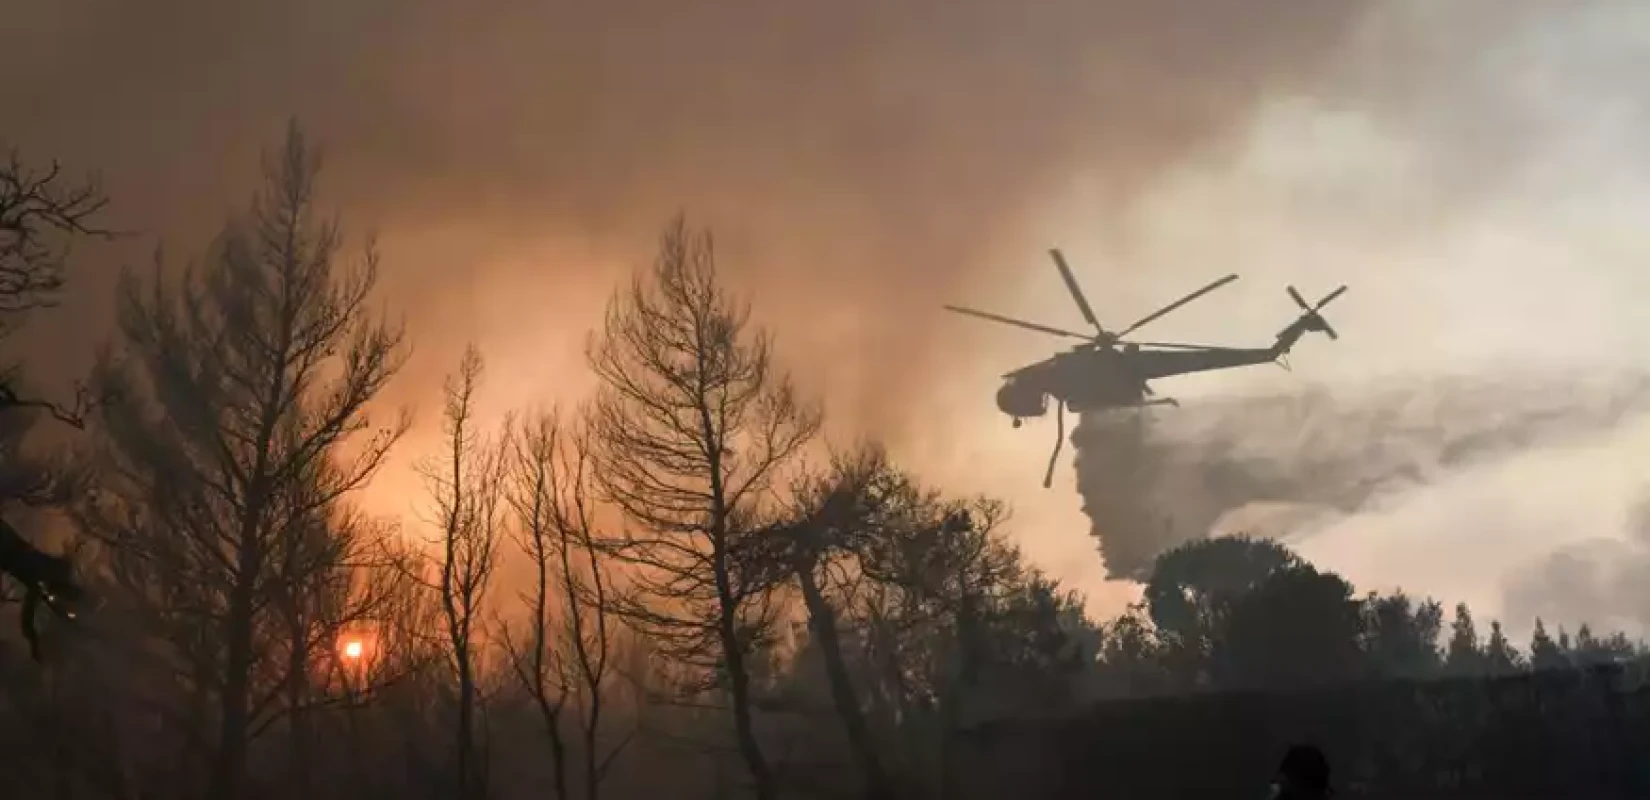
[0,147,111,646]
[418,345,504,800]
[1444,602,1485,676]
[586,216,820,800]
[1483,620,1523,677]
[838,477,1054,798]
[770,448,896,800]
[1143,535,1299,687]
[0,147,111,426]
[1359,591,1443,679]
[501,410,631,800]
[1570,623,1635,669]
[1529,618,1568,673]
[1212,565,1364,692]
[80,122,409,799]
[1091,603,1170,700]
[977,571,1097,709]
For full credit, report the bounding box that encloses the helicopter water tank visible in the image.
[996,380,1048,419]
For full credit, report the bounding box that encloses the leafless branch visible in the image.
[584,215,820,800]
[73,121,409,798]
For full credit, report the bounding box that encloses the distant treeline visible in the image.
[948,533,1650,798]
[1075,534,1643,702]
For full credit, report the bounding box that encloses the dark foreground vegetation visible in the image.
[0,125,1642,799]
[963,662,1650,798]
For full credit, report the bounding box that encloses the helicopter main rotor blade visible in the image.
[1288,285,1310,311]
[942,305,1092,340]
[1115,274,1240,338]
[1318,286,1346,340]
[1048,248,1108,338]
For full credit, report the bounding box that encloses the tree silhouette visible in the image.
[0,147,111,427]
[1483,620,1524,676]
[1359,591,1443,679]
[769,447,897,799]
[1211,565,1363,692]
[1091,603,1170,699]
[79,122,408,800]
[586,216,820,800]
[418,345,504,800]
[1570,623,1634,668]
[1144,535,1301,688]
[1529,619,1568,673]
[845,485,1038,796]
[500,409,632,800]
[1444,602,1485,676]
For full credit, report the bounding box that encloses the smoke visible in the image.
[10,0,1650,626]
[1074,370,1650,580]
[1026,0,1650,630]
[2,0,1376,441]
[1496,459,1650,641]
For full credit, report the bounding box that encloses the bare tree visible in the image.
[0,147,112,427]
[587,216,820,800]
[501,410,632,800]
[77,121,409,800]
[418,344,503,800]
[501,409,572,800]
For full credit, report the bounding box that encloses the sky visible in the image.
[6,0,1650,639]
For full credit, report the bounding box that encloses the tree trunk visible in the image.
[795,561,893,800]
[530,683,570,800]
[938,587,983,800]
[207,570,257,800]
[286,622,313,798]
[457,654,476,799]
[713,549,777,800]
[580,691,601,800]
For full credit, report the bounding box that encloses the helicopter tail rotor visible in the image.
[1287,284,1346,341]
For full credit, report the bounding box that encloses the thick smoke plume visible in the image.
[2,0,1374,440]
[11,0,1650,621]
[1074,371,1650,580]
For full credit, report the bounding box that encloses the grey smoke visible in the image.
[1073,370,1650,580]
[1500,492,1650,640]
[1,0,1378,443]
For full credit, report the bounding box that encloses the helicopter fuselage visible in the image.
[996,347,1150,420]
[995,340,1293,422]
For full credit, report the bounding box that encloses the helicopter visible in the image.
[945,248,1346,488]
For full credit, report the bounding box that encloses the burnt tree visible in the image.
[587,216,820,800]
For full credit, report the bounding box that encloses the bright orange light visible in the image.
[343,640,364,660]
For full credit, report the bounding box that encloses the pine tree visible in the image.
[1529,618,1568,673]
[1444,602,1485,676]
[1484,620,1523,676]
